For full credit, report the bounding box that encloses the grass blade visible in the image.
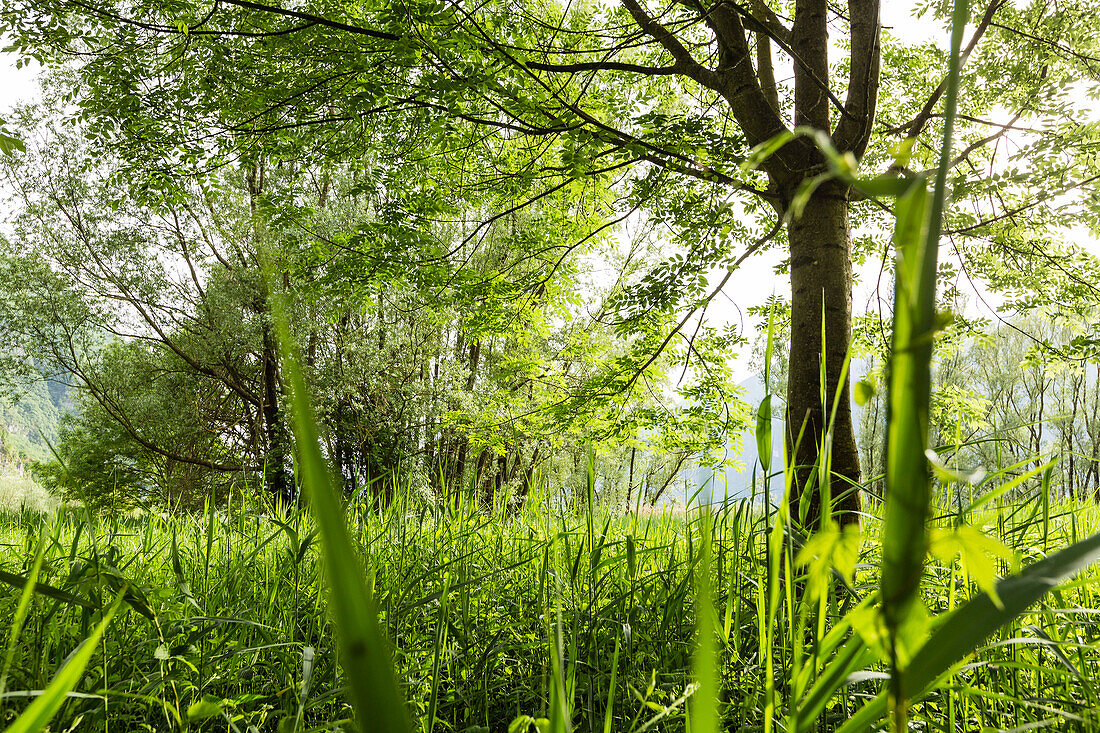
[4,591,124,733]
[878,0,968,724]
[272,297,412,733]
[0,567,95,611]
[691,510,718,733]
[0,529,48,699]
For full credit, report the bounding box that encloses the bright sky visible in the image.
[0,53,38,113]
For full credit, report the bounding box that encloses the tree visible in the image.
[2,91,735,510]
[853,307,1100,507]
[6,0,1100,524]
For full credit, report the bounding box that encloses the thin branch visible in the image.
[892,0,1007,139]
[217,0,400,39]
[617,217,784,394]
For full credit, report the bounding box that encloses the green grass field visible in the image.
[4,486,1100,732]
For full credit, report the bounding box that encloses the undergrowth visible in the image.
[2,487,1100,731]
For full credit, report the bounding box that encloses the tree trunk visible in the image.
[261,321,292,504]
[518,446,541,506]
[785,180,861,528]
[626,445,637,513]
[475,448,493,504]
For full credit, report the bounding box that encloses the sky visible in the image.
[0,52,38,112]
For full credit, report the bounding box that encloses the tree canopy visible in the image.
[3,0,1100,516]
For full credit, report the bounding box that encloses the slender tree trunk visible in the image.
[1069,372,1079,498]
[518,446,541,507]
[785,180,861,527]
[454,437,469,494]
[475,448,492,504]
[261,321,292,503]
[626,445,637,513]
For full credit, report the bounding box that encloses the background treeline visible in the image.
[858,312,1100,504]
[0,95,742,512]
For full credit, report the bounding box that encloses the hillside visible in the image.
[0,371,71,463]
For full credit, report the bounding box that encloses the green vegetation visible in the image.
[4,0,1100,730]
[0,470,54,515]
[0,371,66,513]
[0,374,68,464]
[3,492,1100,731]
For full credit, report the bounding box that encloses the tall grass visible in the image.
[4,481,1100,730]
[0,468,56,515]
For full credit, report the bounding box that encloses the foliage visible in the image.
[0,91,737,511]
[3,488,1100,731]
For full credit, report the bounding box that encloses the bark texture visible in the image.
[786,180,861,527]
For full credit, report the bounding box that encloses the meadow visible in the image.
[4,479,1100,732]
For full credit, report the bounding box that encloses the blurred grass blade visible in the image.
[879,0,968,725]
[5,591,124,733]
[272,297,412,733]
[690,509,718,733]
[602,637,620,733]
[906,530,1100,693]
[757,302,776,474]
[548,609,572,733]
[837,531,1100,733]
[0,569,94,610]
[878,173,932,665]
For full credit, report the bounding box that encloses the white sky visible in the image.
[0,53,39,113]
[2,3,1095,385]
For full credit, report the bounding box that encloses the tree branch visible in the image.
[832,0,880,157]
[618,0,720,89]
[892,0,1006,139]
[522,59,683,75]
[217,0,400,40]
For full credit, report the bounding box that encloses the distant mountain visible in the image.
[1,371,73,463]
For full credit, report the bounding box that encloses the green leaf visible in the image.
[887,137,918,168]
[509,716,551,733]
[794,522,861,602]
[739,130,795,173]
[930,525,1015,608]
[272,292,412,733]
[187,696,223,721]
[851,175,919,200]
[4,592,125,733]
[0,130,25,156]
[852,378,875,407]
[755,395,772,474]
